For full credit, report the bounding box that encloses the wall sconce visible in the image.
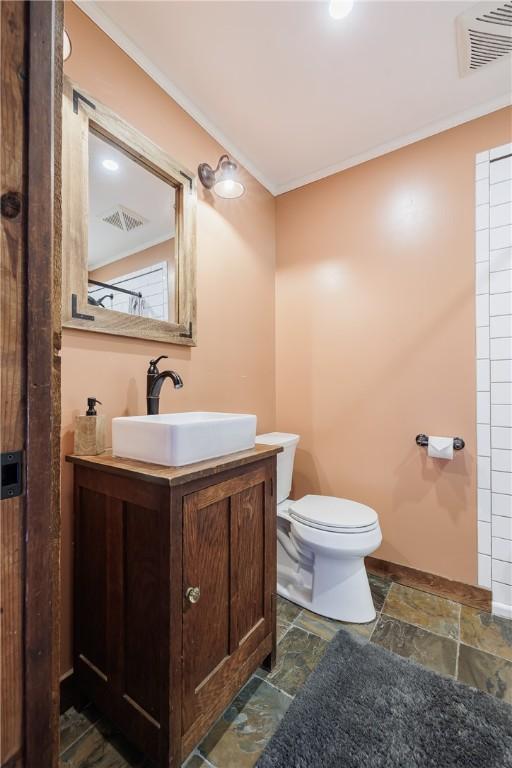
[198,154,245,199]
[63,28,72,61]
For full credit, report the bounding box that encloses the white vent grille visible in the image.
[100,205,147,232]
[456,2,512,75]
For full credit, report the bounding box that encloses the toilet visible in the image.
[255,432,382,623]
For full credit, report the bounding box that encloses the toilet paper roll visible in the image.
[427,436,454,460]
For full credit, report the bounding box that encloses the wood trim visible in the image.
[24,2,63,766]
[366,556,492,612]
[186,466,267,509]
[0,3,28,764]
[66,444,283,488]
[262,457,277,671]
[61,76,197,346]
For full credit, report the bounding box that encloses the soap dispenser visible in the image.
[74,397,106,456]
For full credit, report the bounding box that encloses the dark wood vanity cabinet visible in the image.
[69,446,279,767]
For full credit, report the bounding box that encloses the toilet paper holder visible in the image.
[416,434,465,451]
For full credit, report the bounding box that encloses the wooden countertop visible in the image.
[66,443,282,487]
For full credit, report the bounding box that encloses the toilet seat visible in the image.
[289,494,378,534]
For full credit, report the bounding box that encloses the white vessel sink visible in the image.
[112,411,257,467]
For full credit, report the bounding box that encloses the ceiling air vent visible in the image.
[100,205,147,232]
[456,1,512,75]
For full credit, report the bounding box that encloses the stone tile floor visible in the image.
[59,574,512,768]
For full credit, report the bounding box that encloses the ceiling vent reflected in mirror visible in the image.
[100,205,148,233]
[456,1,512,75]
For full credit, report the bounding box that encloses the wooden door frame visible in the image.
[1,1,62,766]
[25,1,62,765]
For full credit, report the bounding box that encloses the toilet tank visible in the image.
[255,432,300,503]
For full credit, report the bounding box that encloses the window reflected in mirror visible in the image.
[87,130,176,322]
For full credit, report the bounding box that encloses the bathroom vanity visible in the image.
[67,444,281,767]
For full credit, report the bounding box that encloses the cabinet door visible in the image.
[182,462,275,744]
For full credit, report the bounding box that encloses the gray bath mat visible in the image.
[256,629,512,768]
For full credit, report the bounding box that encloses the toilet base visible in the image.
[276,511,381,624]
[277,556,377,624]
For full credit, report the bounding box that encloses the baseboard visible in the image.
[365,556,491,613]
[59,670,75,714]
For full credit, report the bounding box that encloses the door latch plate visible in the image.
[1,451,23,500]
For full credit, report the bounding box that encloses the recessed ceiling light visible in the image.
[329,0,354,20]
[102,159,119,172]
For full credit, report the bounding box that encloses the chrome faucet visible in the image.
[146,356,183,415]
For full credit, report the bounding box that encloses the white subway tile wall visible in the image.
[493,536,512,563]
[478,488,491,521]
[490,315,512,338]
[476,161,489,181]
[490,181,512,207]
[492,448,512,471]
[492,404,512,427]
[476,261,489,294]
[477,424,490,456]
[478,553,492,589]
[476,146,512,618]
[492,557,512,586]
[477,391,491,424]
[476,229,490,262]
[490,338,512,361]
[88,261,170,321]
[477,359,490,391]
[491,382,512,404]
[492,426,512,449]
[493,471,512,495]
[476,326,490,359]
[479,521,492,555]
[490,269,512,293]
[493,515,512,540]
[490,247,512,272]
[490,292,512,316]
[490,227,512,251]
[476,294,489,326]
[478,456,491,489]
[492,493,512,517]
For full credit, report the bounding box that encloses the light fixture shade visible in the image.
[198,154,245,198]
[63,28,72,61]
[213,179,245,198]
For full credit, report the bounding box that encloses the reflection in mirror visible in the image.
[87,130,176,322]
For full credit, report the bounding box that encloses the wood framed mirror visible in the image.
[62,77,197,345]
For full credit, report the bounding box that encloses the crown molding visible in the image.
[75,2,511,199]
[75,0,278,196]
[275,94,512,195]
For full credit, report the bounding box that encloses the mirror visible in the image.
[62,77,197,345]
[87,131,176,323]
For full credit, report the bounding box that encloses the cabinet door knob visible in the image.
[186,586,201,604]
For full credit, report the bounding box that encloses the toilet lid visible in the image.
[289,495,378,533]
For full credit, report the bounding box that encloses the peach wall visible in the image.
[275,108,511,587]
[89,238,174,283]
[60,4,276,674]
